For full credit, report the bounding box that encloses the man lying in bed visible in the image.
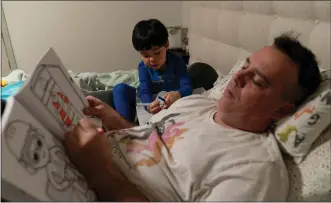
[64,33,321,201]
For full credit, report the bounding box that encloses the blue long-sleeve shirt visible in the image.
[138,51,193,103]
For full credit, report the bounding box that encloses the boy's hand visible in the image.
[148,100,162,114]
[163,91,181,109]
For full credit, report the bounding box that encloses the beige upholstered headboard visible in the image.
[186,1,330,76]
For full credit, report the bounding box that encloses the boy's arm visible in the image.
[138,62,153,103]
[176,58,193,97]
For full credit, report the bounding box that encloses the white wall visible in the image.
[2,1,182,73]
[1,37,12,77]
[181,1,191,28]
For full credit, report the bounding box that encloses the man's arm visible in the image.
[64,117,146,201]
[102,107,136,131]
[87,160,148,201]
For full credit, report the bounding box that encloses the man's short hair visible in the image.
[273,33,322,107]
[132,19,168,51]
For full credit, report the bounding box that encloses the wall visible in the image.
[181,1,191,28]
[1,37,12,77]
[2,1,182,74]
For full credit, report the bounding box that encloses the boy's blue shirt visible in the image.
[138,51,193,103]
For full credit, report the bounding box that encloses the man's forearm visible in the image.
[103,108,136,131]
[88,161,148,201]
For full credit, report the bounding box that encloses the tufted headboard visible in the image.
[186,1,330,76]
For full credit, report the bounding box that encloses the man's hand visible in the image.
[64,117,148,202]
[83,95,135,130]
[64,117,112,181]
[83,95,114,120]
[163,91,181,109]
[147,99,162,114]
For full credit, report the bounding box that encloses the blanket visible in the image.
[1,69,139,100]
[2,69,139,91]
[68,69,139,92]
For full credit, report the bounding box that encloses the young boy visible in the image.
[113,19,193,122]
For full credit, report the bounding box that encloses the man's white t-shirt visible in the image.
[108,95,289,201]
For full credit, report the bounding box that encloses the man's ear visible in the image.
[272,103,296,120]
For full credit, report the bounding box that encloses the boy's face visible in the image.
[139,41,169,70]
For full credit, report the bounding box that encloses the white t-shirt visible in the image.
[108,95,289,201]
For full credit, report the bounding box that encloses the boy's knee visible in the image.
[113,83,129,94]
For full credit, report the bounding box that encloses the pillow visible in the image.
[208,60,331,163]
[208,60,245,99]
[274,71,331,163]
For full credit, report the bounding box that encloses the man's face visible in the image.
[218,46,298,120]
[139,42,168,70]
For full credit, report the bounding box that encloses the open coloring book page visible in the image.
[1,97,97,201]
[14,48,101,139]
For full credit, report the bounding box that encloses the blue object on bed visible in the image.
[1,81,24,101]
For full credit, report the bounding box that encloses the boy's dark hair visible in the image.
[273,32,322,107]
[132,19,168,51]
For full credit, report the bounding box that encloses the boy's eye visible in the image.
[143,55,149,58]
[154,52,160,55]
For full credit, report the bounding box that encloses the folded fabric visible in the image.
[1,81,25,101]
[68,69,139,92]
[1,69,28,84]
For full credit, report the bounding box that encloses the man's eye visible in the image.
[154,52,160,55]
[253,80,263,87]
[143,55,149,58]
[253,77,266,87]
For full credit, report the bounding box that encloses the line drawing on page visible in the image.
[29,64,86,132]
[3,120,96,201]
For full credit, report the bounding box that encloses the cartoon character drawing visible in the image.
[294,105,315,120]
[294,132,306,147]
[307,113,321,126]
[119,113,188,168]
[4,120,96,201]
[277,125,297,143]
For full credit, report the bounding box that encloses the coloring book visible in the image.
[1,48,99,201]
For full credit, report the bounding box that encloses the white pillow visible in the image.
[208,60,245,99]
[275,77,331,163]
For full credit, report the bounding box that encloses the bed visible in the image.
[185,1,330,201]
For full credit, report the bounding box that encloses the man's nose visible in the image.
[234,69,247,88]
